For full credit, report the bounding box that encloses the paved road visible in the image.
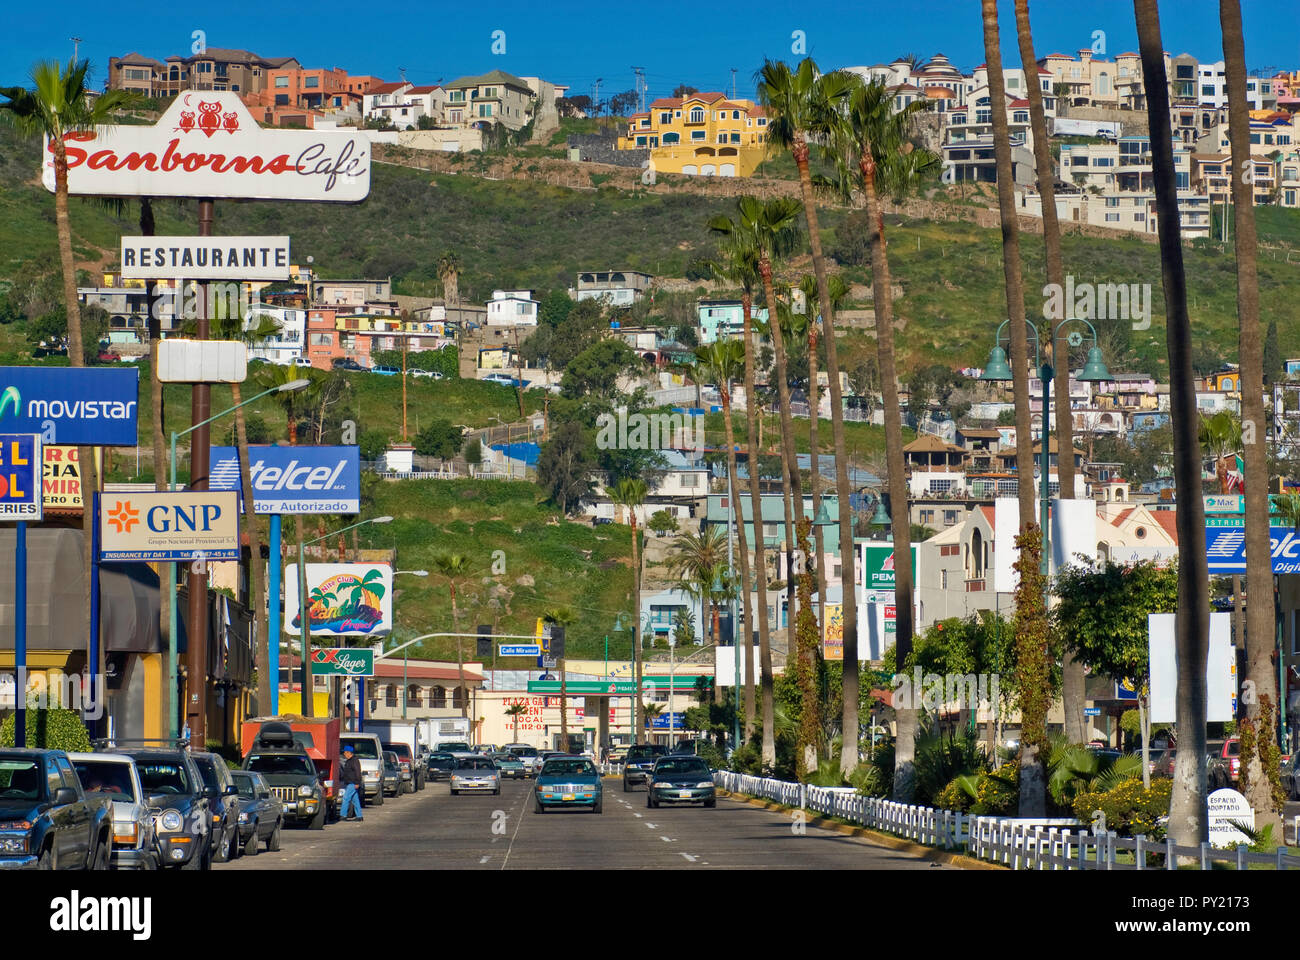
[223,778,944,870]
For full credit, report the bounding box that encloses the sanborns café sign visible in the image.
[43,91,370,202]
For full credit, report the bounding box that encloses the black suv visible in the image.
[622,744,668,791]
[242,723,329,829]
[191,752,243,863]
[122,748,212,870]
[331,357,366,372]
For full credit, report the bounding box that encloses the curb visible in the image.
[717,790,1004,870]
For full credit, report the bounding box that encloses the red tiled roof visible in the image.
[407,85,441,94]
[1152,510,1179,542]
[368,81,407,94]
[1009,98,1030,108]
[649,97,683,108]
[980,505,995,526]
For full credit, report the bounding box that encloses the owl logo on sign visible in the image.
[196,101,222,137]
[176,111,196,133]
[221,111,240,133]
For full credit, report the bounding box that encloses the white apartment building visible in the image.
[243,306,305,363]
[486,290,539,326]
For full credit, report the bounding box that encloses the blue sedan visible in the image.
[533,757,602,814]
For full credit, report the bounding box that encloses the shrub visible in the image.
[855,744,894,798]
[935,776,973,812]
[1072,777,1171,838]
[972,762,1019,816]
[360,429,389,461]
[0,708,92,752]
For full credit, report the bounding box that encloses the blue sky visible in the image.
[1,0,1289,103]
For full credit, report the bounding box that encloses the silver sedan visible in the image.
[449,757,501,796]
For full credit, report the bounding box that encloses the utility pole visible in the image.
[632,67,647,114]
[71,37,82,62]
[730,68,737,101]
[592,78,603,129]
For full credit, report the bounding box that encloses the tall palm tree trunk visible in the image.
[860,150,916,797]
[983,0,1046,817]
[230,385,270,713]
[724,326,757,739]
[1014,0,1087,746]
[451,585,468,719]
[632,515,643,744]
[1221,0,1280,830]
[743,300,776,758]
[1136,0,1210,851]
[758,259,803,649]
[793,143,859,774]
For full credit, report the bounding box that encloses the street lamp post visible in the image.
[391,570,429,719]
[296,515,393,719]
[979,320,1110,594]
[165,377,309,739]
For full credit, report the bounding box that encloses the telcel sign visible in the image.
[44,92,370,202]
[0,367,139,446]
[1205,518,1300,575]
[99,491,239,561]
[210,445,359,514]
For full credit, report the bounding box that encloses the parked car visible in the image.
[289,357,313,368]
[190,752,243,863]
[243,729,330,829]
[1208,737,1241,790]
[410,369,443,379]
[450,757,501,795]
[381,752,403,798]
[371,364,400,376]
[622,744,668,791]
[229,770,283,856]
[646,756,716,809]
[68,752,158,870]
[505,745,543,778]
[338,734,386,806]
[383,741,422,792]
[0,749,113,870]
[121,747,212,870]
[331,357,366,372]
[534,756,602,814]
[1149,746,1177,779]
[426,752,458,782]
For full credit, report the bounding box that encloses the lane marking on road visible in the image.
[480,855,491,864]
[645,823,656,829]
[633,813,642,818]
[680,853,697,862]
[661,836,675,842]
[499,784,531,870]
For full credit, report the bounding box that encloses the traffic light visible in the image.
[549,626,565,659]
[476,624,492,658]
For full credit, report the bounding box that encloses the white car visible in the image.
[410,369,443,379]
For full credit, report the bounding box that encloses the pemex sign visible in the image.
[43,91,371,202]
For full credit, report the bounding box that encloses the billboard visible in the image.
[209,445,360,514]
[0,434,42,521]
[309,648,375,677]
[121,235,290,280]
[0,367,139,446]
[44,92,370,202]
[1148,612,1235,723]
[42,445,87,512]
[99,491,239,561]
[823,602,844,661]
[859,542,917,591]
[1205,519,1300,574]
[284,563,392,636]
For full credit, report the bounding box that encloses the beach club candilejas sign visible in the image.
[284,563,392,636]
[43,91,371,202]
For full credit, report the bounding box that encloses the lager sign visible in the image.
[44,92,371,202]
[310,648,374,677]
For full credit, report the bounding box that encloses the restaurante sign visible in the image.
[43,92,371,202]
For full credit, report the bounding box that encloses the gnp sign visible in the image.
[43,92,370,202]
[99,491,239,561]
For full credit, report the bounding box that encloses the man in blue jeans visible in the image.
[340,744,364,821]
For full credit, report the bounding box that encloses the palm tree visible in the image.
[505,702,529,741]
[668,529,728,647]
[543,606,577,748]
[706,220,771,746]
[707,195,804,694]
[256,363,319,443]
[432,553,475,718]
[827,74,937,784]
[1200,411,1247,653]
[1013,0,1087,748]
[610,478,647,742]
[1,60,136,638]
[1135,0,1211,852]
[759,57,862,776]
[692,342,755,725]
[438,251,462,305]
[981,0,1047,817]
[1221,0,1282,834]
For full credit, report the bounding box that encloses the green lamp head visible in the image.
[811,502,836,528]
[1079,346,1111,382]
[870,498,891,527]
[981,346,1013,382]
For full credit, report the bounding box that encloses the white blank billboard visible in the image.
[1148,612,1235,723]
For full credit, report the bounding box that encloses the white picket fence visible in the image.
[714,771,1300,870]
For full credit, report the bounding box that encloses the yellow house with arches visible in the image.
[618,92,772,177]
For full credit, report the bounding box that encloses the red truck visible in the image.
[240,717,341,826]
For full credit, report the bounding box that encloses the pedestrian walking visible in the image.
[341,744,364,821]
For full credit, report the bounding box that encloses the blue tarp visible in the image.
[490,442,540,466]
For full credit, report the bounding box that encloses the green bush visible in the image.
[972,762,1019,816]
[855,744,894,798]
[1072,777,1171,838]
[360,429,389,461]
[0,709,92,751]
[935,776,973,812]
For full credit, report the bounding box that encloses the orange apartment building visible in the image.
[243,65,381,126]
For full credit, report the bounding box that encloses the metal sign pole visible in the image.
[14,520,26,746]
[88,492,102,740]
[268,514,282,715]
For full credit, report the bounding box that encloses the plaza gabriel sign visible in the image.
[43,91,371,202]
[99,491,239,561]
[309,648,375,677]
[120,235,291,280]
[0,367,139,446]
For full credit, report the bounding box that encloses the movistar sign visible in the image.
[209,444,359,514]
[0,367,139,446]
